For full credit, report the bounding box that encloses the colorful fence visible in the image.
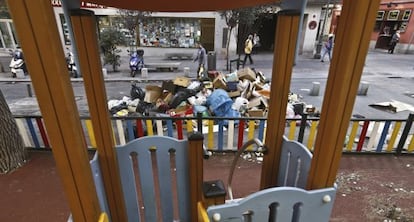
[13,113,414,154]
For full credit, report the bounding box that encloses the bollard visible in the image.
[184,67,190,77]
[102,68,107,78]
[16,69,25,79]
[27,84,33,97]
[141,68,148,78]
[309,81,320,96]
[357,81,369,96]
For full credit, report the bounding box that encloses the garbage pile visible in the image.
[107,67,315,122]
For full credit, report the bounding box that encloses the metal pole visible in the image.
[314,0,331,59]
[396,113,414,155]
[61,0,82,77]
[281,0,307,65]
[26,84,32,97]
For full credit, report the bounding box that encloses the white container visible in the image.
[102,68,107,78]
[15,69,25,79]
[184,67,190,77]
[141,68,148,78]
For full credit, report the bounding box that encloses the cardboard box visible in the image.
[213,74,227,89]
[248,97,262,109]
[227,81,238,91]
[144,85,162,103]
[248,109,267,117]
[237,67,256,81]
[173,76,190,87]
[162,80,177,94]
[203,81,213,89]
[162,92,173,103]
[208,71,220,79]
[247,97,268,109]
[227,91,241,98]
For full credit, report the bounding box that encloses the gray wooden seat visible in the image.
[90,134,204,222]
[204,137,336,222]
[277,137,313,188]
[207,186,336,222]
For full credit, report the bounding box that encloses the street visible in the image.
[1,49,414,119]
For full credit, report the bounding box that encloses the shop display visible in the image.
[139,17,201,48]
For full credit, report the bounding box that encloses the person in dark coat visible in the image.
[388,30,400,54]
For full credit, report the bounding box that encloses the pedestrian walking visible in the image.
[320,34,334,62]
[252,32,261,54]
[193,42,207,78]
[388,30,400,54]
[243,35,254,67]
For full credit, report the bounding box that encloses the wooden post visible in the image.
[307,0,381,189]
[70,10,127,221]
[260,10,300,189]
[6,0,100,221]
[188,132,204,222]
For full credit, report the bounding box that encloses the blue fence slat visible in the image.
[376,121,391,152]
[166,120,173,137]
[126,120,134,142]
[26,118,40,148]
[218,122,224,151]
[258,120,266,141]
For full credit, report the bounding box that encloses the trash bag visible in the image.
[206,89,233,116]
[109,102,128,115]
[135,100,155,114]
[169,90,194,109]
[130,83,145,100]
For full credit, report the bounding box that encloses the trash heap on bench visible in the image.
[107,67,316,122]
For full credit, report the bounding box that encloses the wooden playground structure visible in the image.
[7,0,381,221]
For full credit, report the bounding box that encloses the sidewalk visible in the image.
[2,49,414,119]
[1,49,413,82]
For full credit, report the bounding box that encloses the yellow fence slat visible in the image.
[307,121,318,151]
[85,120,97,148]
[346,121,359,151]
[408,135,414,152]
[116,120,126,145]
[146,120,153,136]
[387,121,402,152]
[186,119,193,133]
[246,120,255,151]
[15,118,32,147]
[288,121,296,140]
[207,120,214,149]
[227,120,235,151]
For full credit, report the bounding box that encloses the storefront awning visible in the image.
[86,0,281,11]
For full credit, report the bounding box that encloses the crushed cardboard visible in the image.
[109,68,311,120]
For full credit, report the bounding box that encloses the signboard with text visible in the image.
[51,0,106,8]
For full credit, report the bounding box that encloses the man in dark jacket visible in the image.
[194,42,207,78]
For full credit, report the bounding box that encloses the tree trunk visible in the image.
[0,89,27,174]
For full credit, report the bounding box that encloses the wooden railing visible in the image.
[14,113,414,154]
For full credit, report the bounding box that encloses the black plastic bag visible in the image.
[130,83,145,100]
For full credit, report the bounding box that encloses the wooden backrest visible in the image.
[207,186,336,222]
[115,136,192,222]
[277,137,313,188]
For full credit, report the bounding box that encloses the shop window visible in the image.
[139,17,201,48]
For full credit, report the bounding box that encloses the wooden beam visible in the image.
[6,0,100,221]
[69,10,127,221]
[307,0,381,189]
[188,133,204,222]
[87,0,280,12]
[260,10,300,189]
